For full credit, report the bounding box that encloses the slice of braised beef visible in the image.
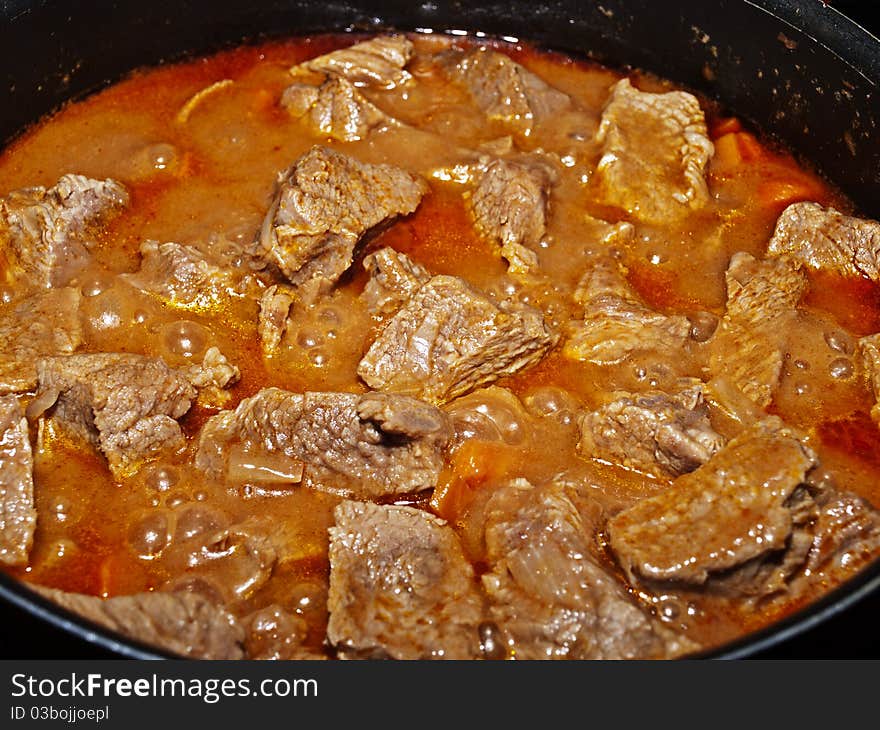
[254,146,428,292]
[483,479,697,659]
[194,389,452,498]
[327,500,483,659]
[767,202,880,281]
[32,586,244,659]
[358,274,556,404]
[0,174,128,288]
[0,287,82,394]
[594,79,713,224]
[0,396,35,567]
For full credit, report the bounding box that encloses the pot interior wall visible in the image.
[0,0,877,210]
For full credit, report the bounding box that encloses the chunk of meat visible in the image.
[483,479,696,659]
[595,79,713,224]
[444,47,571,135]
[468,157,556,274]
[859,333,880,424]
[358,275,556,403]
[708,252,807,407]
[281,77,398,142]
[31,586,244,659]
[360,247,430,316]
[29,352,234,477]
[327,500,483,659]
[805,490,880,575]
[186,347,239,391]
[0,174,128,288]
[0,396,35,566]
[121,240,255,308]
[194,389,452,498]
[0,288,82,394]
[608,419,818,592]
[258,285,295,353]
[298,35,414,89]
[564,255,691,364]
[767,202,880,281]
[255,146,427,290]
[578,383,725,477]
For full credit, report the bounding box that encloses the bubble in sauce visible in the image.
[49,496,71,523]
[523,386,580,426]
[829,357,854,380]
[297,329,324,349]
[478,621,508,660]
[128,511,171,558]
[174,504,227,542]
[129,142,179,179]
[144,465,179,493]
[162,320,208,359]
[318,307,341,325]
[289,581,328,623]
[688,311,719,343]
[79,272,112,298]
[824,329,853,355]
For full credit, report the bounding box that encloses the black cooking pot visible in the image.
[1,0,878,659]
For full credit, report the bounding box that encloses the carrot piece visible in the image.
[98,553,150,598]
[758,176,826,210]
[711,116,743,138]
[733,132,767,163]
[712,133,743,170]
[430,440,516,523]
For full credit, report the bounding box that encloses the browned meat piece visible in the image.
[859,333,880,423]
[186,347,239,390]
[444,47,571,135]
[608,419,818,592]
[0,174,128,288]
[595,79,713,224]
[0,288,82,394]
[564,255,691,364]
[298,35,414,89]
[468,157,556,274]
[258,285,296,353]
[358,275,556,403]
[360,247,430,315]
[31,586,244,659]
[29,352,235,478]
[483,479,697,659]
[767,202,880,280]
[255,146,428,290]
[708,252,807,407]
[327,500,483,659]
[121,240,255,308]
[578,383,725,477]
[806,490,880,575]
[281,78,398,142]
[0,396,35,566]
[195,389,452,498]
